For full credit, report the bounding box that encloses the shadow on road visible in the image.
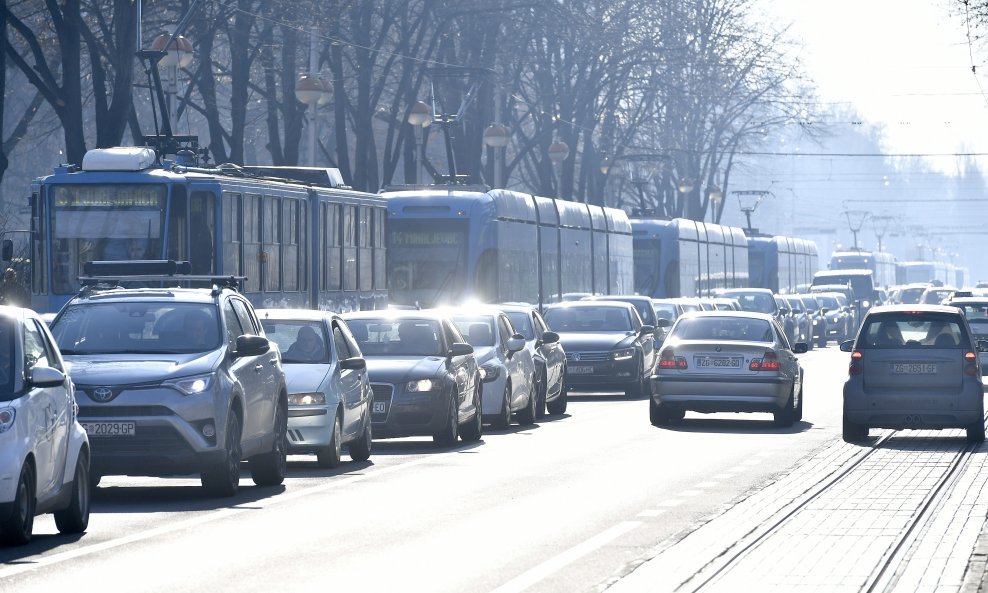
[91,478,286,513]
[655,417,816,435]
[0,533,85,564]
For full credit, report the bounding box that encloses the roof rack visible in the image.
[78,260,245,294]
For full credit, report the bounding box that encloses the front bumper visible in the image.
[370,383,449,438]
[564,357,640,390]
[652,373,791,413]
[287,406,334,451]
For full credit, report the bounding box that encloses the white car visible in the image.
[499,304,567,416]
[258,309,373,468]
[448,308,537,428]
[0,306,90,545]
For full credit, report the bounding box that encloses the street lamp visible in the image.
[707,186,723,224]
[150,33,193,125]
[548,141,569,198]
[483,123,510,188]
[599,156,614,176]
[677,178,695,194]
[295,75,333,165]
[407,101,433,184]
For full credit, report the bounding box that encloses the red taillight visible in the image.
[658,348,687,369]
[749,351,780,371]
[849,350,863,376]
[965,352,977,360]
[965,352,979,376]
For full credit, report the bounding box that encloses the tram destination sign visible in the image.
[390,230,464,247]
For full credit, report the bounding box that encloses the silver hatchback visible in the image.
[841,305,987,443]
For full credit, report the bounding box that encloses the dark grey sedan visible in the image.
[341,311,482,447]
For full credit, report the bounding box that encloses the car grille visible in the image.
[566,351,610,363]
[79,406,174,418]
[371,383,394,422]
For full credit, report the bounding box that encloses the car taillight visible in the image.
[965,351,979,377]
[849,350,863,376]
[658,348,688,369]
[749,351,781,371]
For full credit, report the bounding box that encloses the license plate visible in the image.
[372,402,387,414]
[890,363,938,374]
[695,356,742,369]
[82,421,136,436]
[569,365,594,375]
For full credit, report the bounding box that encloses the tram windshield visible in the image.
[49,184,167,294]
[386,220,467,307]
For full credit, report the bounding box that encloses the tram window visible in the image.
[358,206,372,291]
[283,199,298,291]
[373,208,386,290]
[263,196,281,292]
[243,194,261,292]
[343,205,357,291]
[222,192,243,279]
[167,186,188,262]
[190,191,216,274]
[298,202,307,292]
[322,202,341,291]
[32,190,46,295]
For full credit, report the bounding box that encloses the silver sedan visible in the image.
[650,311,807,427]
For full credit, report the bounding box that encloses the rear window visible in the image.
[953,303,988,338]
[899,287,926,304]
[858,313,969,349]
[724,292,775,314]
[672,316,774,343]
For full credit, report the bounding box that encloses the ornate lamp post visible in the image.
[295,75,332,165]
[407,100,433,184]
[483,123,510,188]
[707,186,723,224]
[548,141,569,198]
[150,33,193,125]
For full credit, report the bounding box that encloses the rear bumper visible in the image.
[843,382,985,429]
[652,374,791,413]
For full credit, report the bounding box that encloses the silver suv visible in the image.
[49,270,288,497]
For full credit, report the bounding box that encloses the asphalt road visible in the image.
[0,345,850,593]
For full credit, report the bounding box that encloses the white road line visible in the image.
[694,481,719,488]
[487,521,642,593]
[741,459,761,466]
[656,499,683,507]
[637,509,667,518]
[0,452,454,580]
[678,490,704,497]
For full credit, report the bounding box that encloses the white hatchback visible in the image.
[0,306,90,545]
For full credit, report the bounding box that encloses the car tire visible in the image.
[492,382,512,429]
[842,415,869,442]
[547,388,568,415]
[773,390,795,427]
[0,464,35,546]
[817,336,827,348]
[967,419,986,443]
[250,398,288,486]
[349,416,373,462]
[650,399,683,426]
[201,412,242,497]
[794,384,804,423]
[433,394,459,447]
[649,397,662,426]
[625,361,646,398]
[316,412,343,469]
[534,369,548,420]
[460,385,483,442]
[517,381,537,426]
[54,452,91,535]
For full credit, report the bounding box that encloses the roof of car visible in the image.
[68,286,221,304]
[544,300,637,310]
[865,304,964,315]
[583,295,652,303]
[0,305,41,322]
[678,310,776,322]
[496,304,538,314]
[944,297,988,304]
[719,288,774,296]
[256,308,337,322]
[341,309,449,322]
[436,305,510,318]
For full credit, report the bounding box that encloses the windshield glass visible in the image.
[344,318,444,357]
[50,184,168,294]
[504,312,535,340]
[451,315,497,347]
[0,318,16,400]
[51,302,220,354]
[815,295,839,309]
[859,313,968,349]
[953,304,988,337]
[544,306,631,332]
[673,316,774,343]
[724,292,775,314]
[386,220,467,308]
[260,320,330,363]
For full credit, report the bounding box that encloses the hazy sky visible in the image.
[761,0,988,172]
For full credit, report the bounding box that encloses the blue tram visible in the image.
[631,218,749,298]
[829,250,897,289]
[24,147,387,313]
[896,261,952,286]
[747,234,819,294]
[382,187,634,308]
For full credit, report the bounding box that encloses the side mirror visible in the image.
[506,336,526,353]
[978,340,988,353]
[235,334,270,357]
[839,340,855,353]
[821,308,830,315]
[779,307,791,316]
[29,365,65,388]
[1,239,12,262]
[340,356,366,371]
[540,331,560,344]
[654,318,670,328]
[448,342,474,357]
[793,342,809,354]
[639,325,655,336]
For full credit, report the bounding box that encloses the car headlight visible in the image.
[862,300,871,308]
[289,392,326,405]
[611,348,635,361]
[406,379,435,392]
[0,408,14,434]
[164,373,214,396]
[480,364,500,382]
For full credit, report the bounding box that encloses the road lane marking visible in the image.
[637,509,667,518]
[0,452,456,579]
[487,521,642,593]
[678,490,704,497]
[695,482,718,488]
[656,499,683,507]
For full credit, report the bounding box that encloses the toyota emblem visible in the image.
[91,387,114,402]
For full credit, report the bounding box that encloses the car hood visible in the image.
[283,363,332,394]
[64,351,222,385]
[364,356,444,383]
[557,332,637,352]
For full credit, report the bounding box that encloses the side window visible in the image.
[338,322,363,357]
[497,316,512,353]
[231,299,260,335]
[33,321,62,371]
[443,320,463,348]
[533,312,548,336]
[223,302,244,348]
[773,321,790,349]
[23,321,51,372]
[332,324,351,360]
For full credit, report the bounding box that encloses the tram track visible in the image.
[677,422,985,593]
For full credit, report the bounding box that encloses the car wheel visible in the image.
[842,415,869,442]
[460,385,483,442]
[773,389,795,427]
[201,412,242,497]
[349,416,373,462]
[517,381,538,426]
[0,464,35,546]
[316,412,343,469]
[794,384,804,423]
[534,370,547,420]
[967,418,986,443]
[817,336,827,348]
[547,388,568,415]
[625,361,645,398]
[54,452,91,535]
[250,398,288,486]
[492,382,512,429]
[433,394,459,447]
[649,397,662,426]
[650,399,683,426]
